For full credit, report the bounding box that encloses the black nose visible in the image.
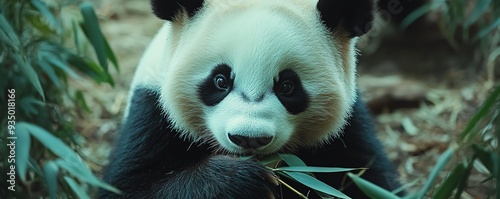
[228,134,273,149]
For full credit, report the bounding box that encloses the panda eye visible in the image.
[279,80,295,96]
[214,74,229,90]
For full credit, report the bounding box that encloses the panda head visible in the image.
[152,0,374,155]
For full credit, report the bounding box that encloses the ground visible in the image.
[77,1,495,198]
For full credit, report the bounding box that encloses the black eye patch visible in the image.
[198,64,233,106]
[273,69,309,115]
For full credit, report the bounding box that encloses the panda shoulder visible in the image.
[130,23,172,90]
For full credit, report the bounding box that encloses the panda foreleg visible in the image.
[153,155,278,198]
[100,88,277,198]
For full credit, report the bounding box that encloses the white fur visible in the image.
[129,0,359,154]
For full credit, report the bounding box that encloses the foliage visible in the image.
[402,0,499,79]
[350,86,499,199]
[0,0,119,198]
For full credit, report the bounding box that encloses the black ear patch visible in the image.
[317,0,375,37]
[151,0,204,21]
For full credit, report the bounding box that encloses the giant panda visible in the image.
[100,0,403,198]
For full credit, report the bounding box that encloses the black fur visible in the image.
[150,0,204,21]
[99,88,402,199]
[273,69,309,115]
[198,64,233,106]
[317,0,375,37]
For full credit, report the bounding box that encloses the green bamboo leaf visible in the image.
[31,0,62,34]
[16,122,79,162]
[465,0,492,27]
[104,35,119,71]
[15,55,45,100]
[37,60,62,88]
[279,154,307,166]
[66,53,114,85]
[416,147,456,198]
[28,157,43,175]
[453,159,474,199]
[56,159,122,194]
[401,0,446,30]
[75,90,91,112]
[282,171,350,199]
[64,176,91,199]
[80,2,108,71]
[15,124,31,182]
[473,18,500,41]
[276,166,363,173]
[461,86,500,141]
[259,154,282,166]
[0,14,20,49]
[347,173,400,199]
[26,13,57,36]
[43,161,59,199]
[433,163,467,199]
[45,53,81,80]
[472,144,494,174]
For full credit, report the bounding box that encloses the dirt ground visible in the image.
[77,1,495,198]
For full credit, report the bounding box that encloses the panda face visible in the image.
[159,0,359,154]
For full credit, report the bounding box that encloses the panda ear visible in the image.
[317,0,375,37]
[151,0,204,21]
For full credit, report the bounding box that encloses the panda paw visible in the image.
[159,155,278,199]
[203,155,278,199]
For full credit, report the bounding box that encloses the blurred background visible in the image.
[1,0,498,198]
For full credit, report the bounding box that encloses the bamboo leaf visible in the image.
[43,161,59,199]
[279,154,307,166]
[433,163,467,199]
[80,2,108,71]
[461,86,500,142]
[416,147,456,198]
[472,144,494,174]
[15,124,31,182]
[401,0,446,30]
[473,18,500,41]
[282,171,350,199]
[453,159,475,199]
[16,122,79,163]
[0,14,20,49]
[347,173,400,199]
[104,35,119,71]
[37,59,62,88]
[259,154,282,166]
[75,90,91,112]
[64,176,91,199]
[56,159,122,194]
[15,55,45,100]
[31,0,62,34]
[276,166,364,173]
[465,0,492,27]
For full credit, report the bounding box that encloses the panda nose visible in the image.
[228,134,273,149]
